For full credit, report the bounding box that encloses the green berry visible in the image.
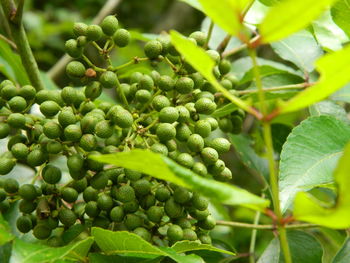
[40,101,60,117]
[59,208,77,227]
[4,178,19,193]
[135,89,151,103]
[191,193,208,211]
[156,123,176,142]
[11,143,28,160]
[16,215,33,233]
[201,147,219,165]
[194,120,211,138]
[159,107,179,123]
[113,109,133,128]
[65,39,83,58]
[197,215,216,230]
[114,28,131,47]
[165,198,183,218]
[110,206,124,222]
[158,75,175,91]
[61,187,78,203]
[33,224,51,240]
[66,61,86,78]
[101,15,118,36]
[173,187,191,204]
[79,134,97,151]
[206,50,220,63]
[123,200,139,213]
[67,153,84,172]
[231,115,243,134]
[139,75,154,90]
[97,194,114,211]
[219,59,231,75]
[8,96,27,112]
[124,214,143,230]
[64,124,82,142]
[85,201,100,217]
[167,224,183,241]
[187,134,204,152]
[190,209,209,220]
[19,184,37,200]
[195,98,216,115]
[0,189,6,202]
[176,153,194,168]
[151,143,168,156]
[176,123,192,142]
[83,186,98,202]
[208,159,226,175]
[147,206,164,223]
[155,186,171,202]
[90,172,108,190]
[210,138,231,154]
[214,167,232,181]
[199,234,212,244]
[132,179,151,196]
[43,121,62,139]
[133,227,151,242]
[189,31,207,46]
[152,95,170,111]
[176,218,192,229]
[125,169,142,181]
[18,85,35,100]
[27,148,47,167]
[85,81,102,100]
[130,72,143,84]
[0,157,15,175]
[183,229,197,241]
[46,140,63,154]
[100,71,118,89]
[220,79,232,89]
[86,25,103,41]
[42,165,62,184]
[175,77,194,94]
[206,117,218,131]
[61,87,77,105]
[219,118,233,133]
[144,40,162,59]
[0,123,10,139]
[1,84,17,100]
[7,113,26,128]
[192,162,208,177]
[116,185,136,202]
[73,22,88,36]
[176,106,190,123]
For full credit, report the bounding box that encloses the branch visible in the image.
[216,220,317,230]
[47,0,123,82]
[1,0,44,90]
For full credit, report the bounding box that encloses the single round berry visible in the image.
[8,96,27,112]
[192,162,208,177]
[83,186,98,202]
[125,169,142,181]
[191,193,209,211]
[86,25,103,41]
[4,178,19,193]
[7,113,26,128]
[65,39,83,58]
[114,28,131,47]
[46,140,63,154]
[16,215,33,233]
[187,134,204,152]
[40,101,60,117]
[64,124,82,142]
[110,206,124,222]
[61,187,78,203]
[159,107,179,123]
[167,224,183,242]
[79,134,97,151]
[201,147,219,165]
[164,198,183,218]
[113,109,133,128]
[151,143,168,156]
[100,15,118,36]
[33,224,51,240]
[124,214,143,230]
[183,229,197,241]
[90,172,109,190]
[19,184,37,201]
[176,123,192,142]
[189,31,207,46]
[100,71,118,89]
[132,179,151,196]
[85,81,102,100]
[214,167,232,181]
[219,59,231,75]
[176,106,190,123]
[133,227,151,242]
[42,165,62,184]
[155,186,171,202]
[66,61,86,78]
[173,187,191,204]
[59,208,77,227]
[195,98,216,115]
[97,194,114,211]
[210,138,231,154]
[58,109,77,127]
[43,121,62,139]
[206,50,220,63]
[11,142,28,160]
[156,123,176,142]
[85,201,100,217]
[19,200,35,214]
[138,75,154,90]
[0,123,10,139]
[175,77,194,94]
[147,206,164,223]
[135,89,151,103]
[73,22,88,36]
[194,120,211,138]
[1,84,17,100]
[27,148,47,167]
[176,153,194,168]
[197,215,216,230]
[116,185,136,203]
[144,40,162,59]
[158,75,175,91]
[152,95,170,111]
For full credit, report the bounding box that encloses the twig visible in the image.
[217,34,232,54]
[216,220,317,230]
[222,35,260,58]
[204,20,214,49]
[236,83,310,95]
[0,33,16,49]
[47,0,123,82]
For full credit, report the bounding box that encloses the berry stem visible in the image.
[248,48,292,263]
[113,57,149,72]
[204,20,214,49]
[1,0,44,91]
[82,55,106,72]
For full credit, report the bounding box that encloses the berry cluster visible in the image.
[0,15,243,246]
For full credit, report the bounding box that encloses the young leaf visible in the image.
[332,238,350,263]
[270,30,323,72]
[279,116,350,212]
[10,237,94,263]
[331,0,350,37]
[279,44,350,114]
[0,215,13,246]
[259,0,337,43]
[170,30,255,115]
[90,149,270,211]
[211,103,238,118]
[257,231,323,263]
[171,241,235,255]
[293,142,350,228]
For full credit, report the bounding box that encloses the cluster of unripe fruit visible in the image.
[0,15,243,247]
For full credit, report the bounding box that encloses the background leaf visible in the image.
[332,238,350,263]
[331,0,350,37]
[293,142,350,228]
[279,116,350,212]
[270,30,323,72]
[259,0,337,42]
[171,241,235,255]
[257,231,323,263]
[309,100,350,124]
[0,215,13,246]
[91,149,269,211]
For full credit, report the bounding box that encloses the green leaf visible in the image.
[230,134,269,179]
[89,253,163,263]
[62,224,86,244]
[294,141,350,228]
[280,44,350,113]
[257,231,323,263]
[332,238,350,263]
[331,84,350,103]
[0,214,13,246]
[197,0,251,36]
[179,0,203,11]
[171,241,235,255]
[279,116,350,212]
[91,149,269,211]
[309,100,350,124]
[170,30,253,113]
[0,242,12,263]
[158,247,204,263]
[270,30,323,72]
[211,103,238,118]
[259,0,337,43]
[10,237,94,263]
[0,39,30,85]
[331,0,350,37]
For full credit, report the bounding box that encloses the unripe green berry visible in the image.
[97,194,114,211]
[176,123,192,142]
[65,39,83,58]
[90,172,108,190]
[214,167,232,181]
[33,224,51,240]
[194,120,211,138]
[144,40,162,59]
[155,186,171,202]
[43,121,62,139]
[40,101,60,117]
[133,227,151,242]
[61,87,77,105]
[192,162,208,177]
[114,28,131,47]
[187,134,204,152]
[66,61,86,78]
[83,186,98,202]
[110,206,124,222]
[7,113,25,128]
[165,198,183,218]
[100,71,118,89]
[197,215,216,230]
[0,156,16,174]
[150,143,168,156]
[206,50,220,63]
[210,138,231,154]
[16,215,33,233]
[59,208,77,227]
[159,107,179,123]
[189,31,207,46]
[220,79,232,89]
[18,184,37,201]
[11,143,28,160]
[176,106,190,123]
[19,200,35,213]
[124,214,143,230]
[1,84,17,100]
[167,224,183,241]
[8,96,27,112]
[175,77,194,94]
[4,178,19,193]
[201,147,219,165]
[191,193,208,211]
[85,201,100,217]
[95,120,113,138]
[61,187,78,203]
[183,229,197,241]
[42,165,62,184]
[152,95,170,111]
[27,148,47,167]
[208,159,226,175]
[158,75,175,91]
[116,185,136,203]
[46,140,62,154]
[135,89,151,103]
[176,153,194,169]
[147,206,164,223]
[125,169,142,181]
[64,124,82,142]
[79,134,97,151]
[86,25,103,41]
[85,81,102,100]
[219,59,231,75]
[0,123,10,139]
[207,117,218,131]
[73,22,88,36]
[58,109,76,127]
[195,98,216,115]
[100,15,118,36]
[156,123,176,142]
[113,109,133,128]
